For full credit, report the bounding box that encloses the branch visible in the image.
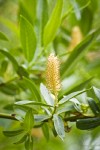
[0,113,18,121]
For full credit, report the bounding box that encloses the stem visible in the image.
[0,113,18,121]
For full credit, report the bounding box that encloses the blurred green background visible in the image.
[0,0,100,150]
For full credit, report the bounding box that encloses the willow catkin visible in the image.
[46,53,61,98]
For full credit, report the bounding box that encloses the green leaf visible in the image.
[19,0,37,24]
[76,117,100,130]
[3,129,24,137]
[20,16,37,62]
[0,49,18,71]
[93,86,100,102]
[17,66,29,77]
[43,0,63,47]
[42,123,49,140]
[38,0,48,46]
[59,89,87,105]
[61,29,100,78]
[23,77,41,101]
[40,83,54,106]
[87,97,100,115]
[34,114,50,122]
[0,31,8,41]
[24,109,34,131]
[53,114,65,140]
[59,77,93,98]
[14,134,27,144]
[15,100,53,107]
[25,136,33,150]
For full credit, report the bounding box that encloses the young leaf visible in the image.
[24,109,34,131]
[42,123,49,140]
[0,49,18,71]
[59,89,87,105]
[14,134,27,144]
[93,86,100,102]
[23,77,41,101]
[40,83,54,106]
[43,0,63,47]
[3,129,24,137]
[0,31,8,41]
[53,114,65,140]
[20,16,37,62]
[15,100,53,107]
[25,136,33,150]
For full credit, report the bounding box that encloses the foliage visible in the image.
[0,0,100,150]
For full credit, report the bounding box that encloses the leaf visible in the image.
[14,134,27,144]
[40,83,54,106]
[0,49,18,71]
[15,100,53,107]
[42,123,49,140]
[76,117,100,130]
[87,97,100,115]
[25,136,33,150]
[34,114,50,122]
[23,77,41,101]
[0,31,8,41]
[43,0,63,47]
[20,16,37,62]
[24,109,34,131]
[59,89,87,105]
[19,0,37,24]
[17,66,29,77]
[93,86,100,102]
[38,0,48,46]
[53,114,65,140]
[61,29,100,78]
[3,129,24,137]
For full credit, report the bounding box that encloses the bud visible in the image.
[46,53,61,98]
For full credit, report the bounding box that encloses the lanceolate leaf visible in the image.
[53,114,65,140]
[20,16,37,62]
[24,109,34,131]
[3,129,24,137]
[93,86,100,102]
[0,49,18,71]
[61,29,100,78]
[42,123,49,140]
[59,89,87,105]
[43,0,63,47]
[40,83,54,106]
[0,31,8,41]
[23,77,41,101]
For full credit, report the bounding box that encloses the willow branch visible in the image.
[0,113,18,121]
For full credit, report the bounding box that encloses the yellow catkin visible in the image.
[46,53,61,98]
[69,26,83,51]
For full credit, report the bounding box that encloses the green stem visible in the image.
[0,113,18,121]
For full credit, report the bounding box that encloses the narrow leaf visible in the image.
[42,123,49,140]
[43,0,63,47]
[59,89,87,105]
[0,31,8,41]
[20,16,37,62]
[24,109,34,131]
[0,49,18,71]
[93,86,100,102]
[53,114,65,140]
[40,83,54,106]
[3,129,24,137]
[23,77,41,101]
